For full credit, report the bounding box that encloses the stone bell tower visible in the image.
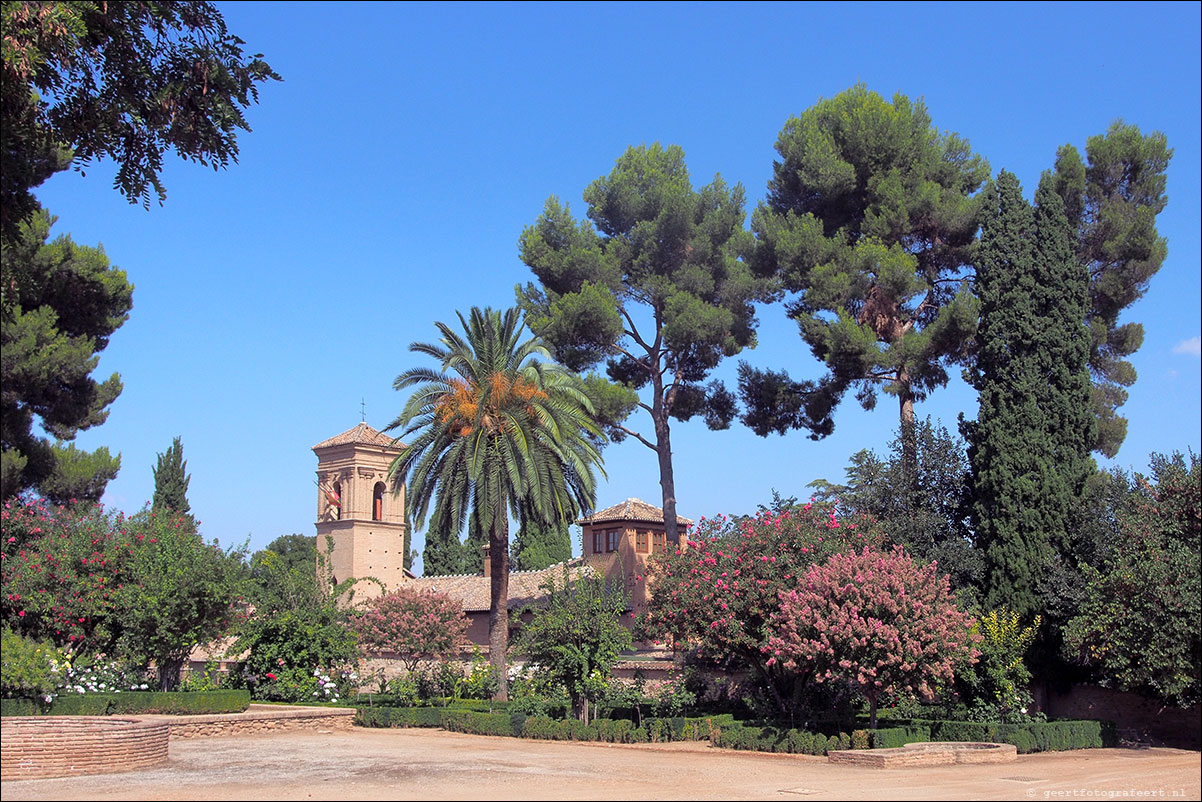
[313,422,409,597]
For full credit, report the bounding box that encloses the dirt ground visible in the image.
[2,728,1198,801]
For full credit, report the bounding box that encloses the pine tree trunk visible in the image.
[653,370,679,543]
[488,516,510,701]
[898,376,918,510]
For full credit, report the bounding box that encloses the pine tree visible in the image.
[152,436,191,517]
[1044,123,1171,457]
[967,172,1095,617]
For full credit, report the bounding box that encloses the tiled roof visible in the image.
[408,560,592,613]
[312,422,402,451]
[578,498,693,526]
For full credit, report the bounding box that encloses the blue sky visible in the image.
[31,2,1201,570]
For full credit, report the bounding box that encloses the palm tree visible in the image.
[386,306,604,698]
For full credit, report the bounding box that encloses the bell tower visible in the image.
[313,422,409,597]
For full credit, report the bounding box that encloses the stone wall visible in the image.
[1042,683,1200,749]
[152,705,356,739]
[1,717,169,780]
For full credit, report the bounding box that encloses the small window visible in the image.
[332,482,342,521]
[606,529,621,552]
[593,531,604,554]
[636,530,648,553]
[372,482,386,521]
[652,532,666,553]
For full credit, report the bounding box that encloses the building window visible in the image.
[593,531,604,554]
[332,482,342,521]
[606,529,621,552]
[652,531,666,553]
[636,530,648,553]
[372,482,385,521]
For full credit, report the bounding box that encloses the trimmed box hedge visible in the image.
[354,704,735,745]
[875,718,1114,753]
[1,690,250,717]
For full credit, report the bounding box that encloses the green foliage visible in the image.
[112,509,247,690]
[958,608,1041,722]
[1044,123,1172,456]
[2,689,250,716]
[151,436,191,517]
[514,567,633,721]
[742,84,990,489]
[967,171,1094,619]
[1,210,131,502]
[0,0,280,236]
[518,143,768,542]
[386,306,604,699]
[1063,452,1200,707]
[512,498,572,571]
[871,725,931,749]
[810,418,982,593]
[1,626,62,699]
[247,533,319,614]
[232,607,359,703]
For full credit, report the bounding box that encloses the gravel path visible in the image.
[2,728,1198,801]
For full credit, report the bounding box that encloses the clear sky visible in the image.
[31,1,1201,571]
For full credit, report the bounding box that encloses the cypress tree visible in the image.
[967,172,1096,618]
[512,500,573,571]
[968,171,1048,617]
[151,436,191,517]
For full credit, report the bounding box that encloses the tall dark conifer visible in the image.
[151,436,191,517]
[968,172,1096,618]
[967,171,1047,617]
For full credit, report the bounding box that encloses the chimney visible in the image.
[483,543,491,578]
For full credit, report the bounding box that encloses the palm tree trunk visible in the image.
[488,515,510,701]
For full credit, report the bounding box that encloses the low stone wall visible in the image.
[828,742,1018,768]
[149,704,356,739]
[1,716,170,780]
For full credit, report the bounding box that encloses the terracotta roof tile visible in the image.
[578,498,693,526]
[312,422,402,451]
[408,560,592,613]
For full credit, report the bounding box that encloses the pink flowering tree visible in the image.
[768,545,979,728]
[354,585,469,672]
[640,500,886,716]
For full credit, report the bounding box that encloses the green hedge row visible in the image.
[712,723,857,755]
[354,695,510,713]
[884,718,1114,753]
[1,690,251,717]
[708,718,1108,755]
[354,705,735,744]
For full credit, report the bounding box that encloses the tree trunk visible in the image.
[868,691,879,731]
[158,657,184,692]
[898,374,917,510]
[652,372,679,544]
[488,515,510,701]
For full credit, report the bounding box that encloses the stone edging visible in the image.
[139,703,356,739]
[827,741,1019,767]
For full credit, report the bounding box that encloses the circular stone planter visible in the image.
[827,741,1018,767]
[0,716,170,780]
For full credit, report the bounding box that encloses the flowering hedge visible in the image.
[641,503,885,716]
[2,497,246,689]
